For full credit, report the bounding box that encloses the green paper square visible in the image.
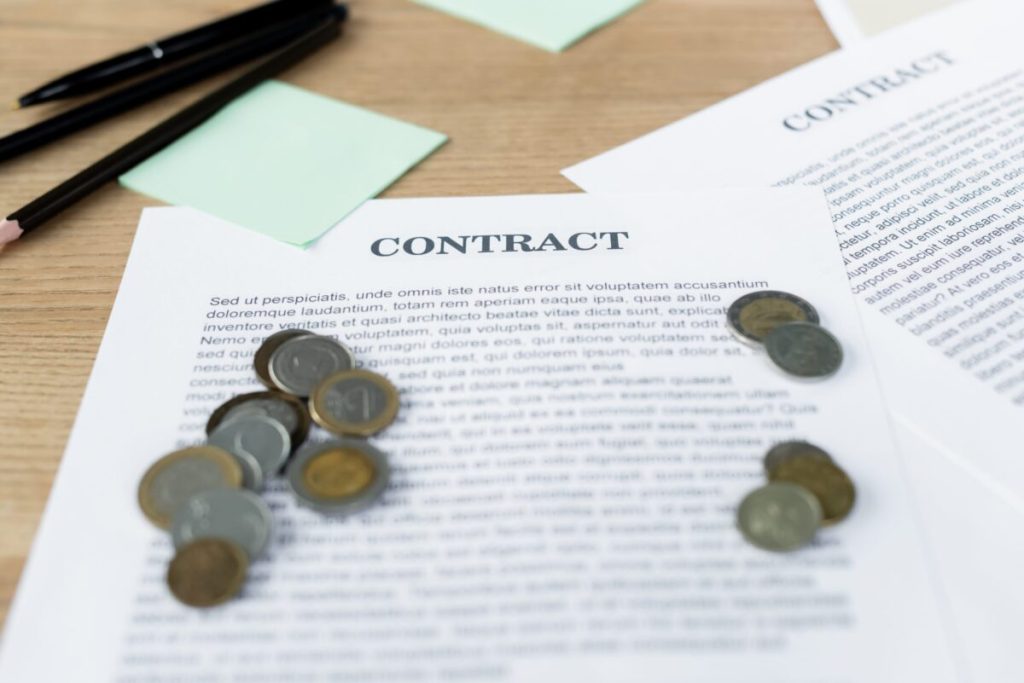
[120,81,447,245]
[412,0,646,52]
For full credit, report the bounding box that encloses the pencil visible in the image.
[0,15,342,251]
[14,0,334,108]
[0,3,344,164]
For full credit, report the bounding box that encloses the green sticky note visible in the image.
[411,0,646,52]
[120,81,447,246]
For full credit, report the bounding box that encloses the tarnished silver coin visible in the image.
[208,415,291,487]
[206,391,310,453]
[737,482,822,552]
[268,335,355,396]
[171,488,273,560]
[764,322,844,379]
[226,446,265,491]
[727,290,820,345]
[220,397,300,435]
[764,441,833,476]
[255,329,315,389]
[286,439,390,516]
[309,369,400,437]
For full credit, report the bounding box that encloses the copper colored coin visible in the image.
[769,456,856,525]
[253,329,314,389]
[763,441,833,476]
[167,538,249,608]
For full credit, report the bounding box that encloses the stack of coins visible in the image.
[737,441,856,552]
[137,330,400,607]
[726,290,844,379]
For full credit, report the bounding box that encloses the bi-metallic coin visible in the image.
[764,440,833,476]
[769,456,856,525]
[206,390,311,452]
[727,290,820,345]
[764,322,844,379]
[309,369,400,437]
[268,335,356,397]
[167,537,249,608]
[208,415,291,486]
[171,488,273,560]
[138,446,243,530]
[287,439,390,516]
[737,482,822,552]
[254,329,315,389]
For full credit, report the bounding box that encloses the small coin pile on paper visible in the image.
[137,330,400,607]
[737,441,856,552]
[726,290,844,378]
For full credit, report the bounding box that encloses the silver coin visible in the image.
[268,335,355,396]
[209,416,291,486]
[255,329,316,388]
[764,322,844,379]
[737,482,822,552]
[763,441,833,476]
[222,397,300,434]
[171,488,273,560]
[286,439,390,516]
[726,290,820,345]
[229,447,265,491]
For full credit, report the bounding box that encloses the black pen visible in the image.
[0,4,345,163]
[14,0,333,108]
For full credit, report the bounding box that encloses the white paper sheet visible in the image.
[0,193,958,682]
[893,426,1024,683]
[564,4,1024,676]
[815,0,961,45]
[565,0,1024,514]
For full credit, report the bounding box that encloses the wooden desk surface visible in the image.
[0,0,836,629]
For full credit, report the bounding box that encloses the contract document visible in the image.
[565,0,1024,513]
[0,192,958,682]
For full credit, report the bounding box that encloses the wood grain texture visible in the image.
[0,0,836,629]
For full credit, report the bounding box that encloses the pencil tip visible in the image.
[0,219,23,247]
[9,100,20,111]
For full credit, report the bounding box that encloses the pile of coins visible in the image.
[137,330,400,607]
[737,441,856,552]
[726,290,844,379]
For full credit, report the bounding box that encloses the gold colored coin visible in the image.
[769,456,855,525]
[138,446,243,529]
[309,369,400,437]
[287,440,390,515]
[764,440,833,476]
[726,291,820,345]
[739,299,812,340]
[167,538,249,608]
[302,447,376,499]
